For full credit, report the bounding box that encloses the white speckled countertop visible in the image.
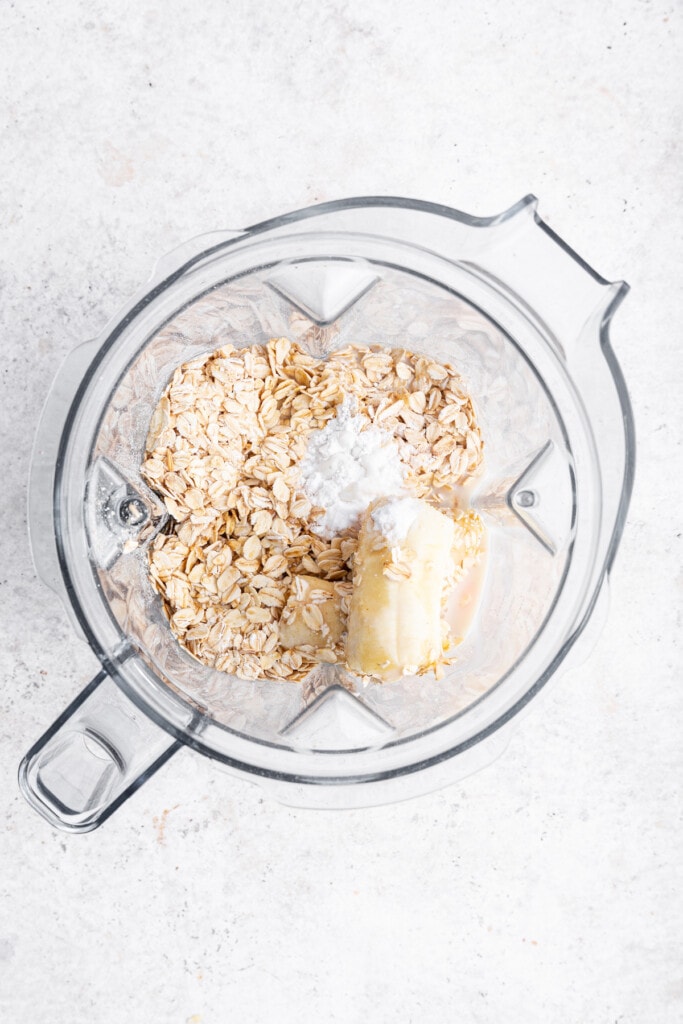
[1,1,681,1021]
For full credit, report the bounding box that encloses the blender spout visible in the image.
[464,198,630,356]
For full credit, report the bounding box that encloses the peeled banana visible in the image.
[346,497,456,682]
[279,574,344,658]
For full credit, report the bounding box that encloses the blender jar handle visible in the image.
[19,672,181,833]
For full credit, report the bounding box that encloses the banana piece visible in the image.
[346,497,456,682]
[279,575,344,658]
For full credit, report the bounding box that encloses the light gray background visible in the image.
[1,1,681,1022]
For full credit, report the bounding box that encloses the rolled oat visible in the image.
[143,337,484,682]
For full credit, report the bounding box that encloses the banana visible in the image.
[346,497,457,682]
[279,574,345,657]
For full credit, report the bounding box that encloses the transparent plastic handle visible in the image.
[19,673,181,833]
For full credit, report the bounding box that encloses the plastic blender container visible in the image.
[19,196,635,832]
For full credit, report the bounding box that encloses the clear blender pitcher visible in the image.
[19,197,635,832]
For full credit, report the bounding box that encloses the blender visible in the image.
[19,197,635,831]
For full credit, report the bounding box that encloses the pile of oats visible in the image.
[142,337,484,682]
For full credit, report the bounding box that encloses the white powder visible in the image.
[371,496,424,546]
[299,396,406,537]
